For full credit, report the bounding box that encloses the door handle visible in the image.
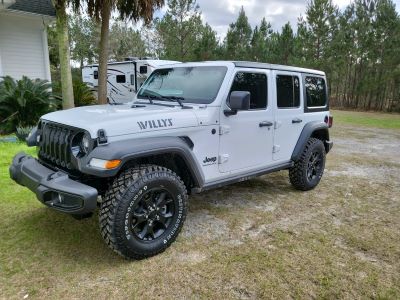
[292,118,303,124]
[259,121,273,127]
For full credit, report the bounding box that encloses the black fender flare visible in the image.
[79,136,205,187]
[291,121,330,161]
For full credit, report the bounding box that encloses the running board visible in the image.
[192,161,293,194]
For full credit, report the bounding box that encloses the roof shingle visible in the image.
[8,0,56,17]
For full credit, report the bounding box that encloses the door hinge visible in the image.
[273,145,280,153]
[219,125,230,135]
[219,154,229,164]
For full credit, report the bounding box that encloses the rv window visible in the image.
[130,74,135,86]
[116,75,126,83]
[140,66,148,74]
[93,71,98,79]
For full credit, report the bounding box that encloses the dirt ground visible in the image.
[1,117,400,299]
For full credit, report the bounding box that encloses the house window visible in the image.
[276,75,300,108]
[230,72,267,109]
[305,76,327,107]
[116,75,126,83]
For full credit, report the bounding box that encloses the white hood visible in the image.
[41,103,199,137]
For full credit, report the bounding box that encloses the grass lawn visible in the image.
[332,109,400,129]
[0,110,400,299]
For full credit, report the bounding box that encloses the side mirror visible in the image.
[225,91,250,116]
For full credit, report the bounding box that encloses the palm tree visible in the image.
[83,0,164,104]
[51,0,75,109]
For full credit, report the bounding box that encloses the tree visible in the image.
[224,7,252,60]
[155,0,204,61]
[109,21,147,61]
[82,0,164,104]
[194,23,219,60]
[305,0,338,67]
[51,0,75,109]
[69,14,99,69]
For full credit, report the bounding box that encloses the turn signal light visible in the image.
[105,160,122,169]
[89,158,121,169]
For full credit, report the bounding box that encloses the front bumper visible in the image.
[9,152,98,215]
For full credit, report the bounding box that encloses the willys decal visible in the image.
[137,119,173,130]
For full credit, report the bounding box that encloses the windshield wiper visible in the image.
[160,96,192,109]
[135,94,175,108]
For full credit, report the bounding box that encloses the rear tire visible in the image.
[289,138,326,191]
[99,165,188,259]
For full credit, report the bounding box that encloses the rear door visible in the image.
[218,68,274,173]
[272,71,304,161]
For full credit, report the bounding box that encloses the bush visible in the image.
[16,125,34,142]
[73,79,97,106]
[52,78,97,107]
[0,76,58,133]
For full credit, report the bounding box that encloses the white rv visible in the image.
[82,58,179,103]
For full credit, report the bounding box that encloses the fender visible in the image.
[291,121,330,161]
[78,136,205,187]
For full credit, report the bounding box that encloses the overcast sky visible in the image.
[167,0,400,39]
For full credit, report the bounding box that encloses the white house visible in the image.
[0,0,55,81]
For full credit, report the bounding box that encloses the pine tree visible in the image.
[224,6,252,60]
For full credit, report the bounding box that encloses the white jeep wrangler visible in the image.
[10,61,333,259]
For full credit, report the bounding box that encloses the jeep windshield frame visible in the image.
[136,66,228,105]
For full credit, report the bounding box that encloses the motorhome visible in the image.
[82,58,179,103]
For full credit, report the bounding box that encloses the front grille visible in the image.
[38,121,76,169]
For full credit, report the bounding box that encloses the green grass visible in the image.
[0,110,400,299]
[332,109,400,129]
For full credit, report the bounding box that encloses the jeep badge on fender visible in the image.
[9,61,333,259]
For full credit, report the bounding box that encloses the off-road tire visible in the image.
[289,138,326,191]
[99,165,188,259]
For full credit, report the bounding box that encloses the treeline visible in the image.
[49,0,400,112]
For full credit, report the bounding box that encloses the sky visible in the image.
[158,0,400,39]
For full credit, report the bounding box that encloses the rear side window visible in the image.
[230,72,267,109]
[305,76,327,107]
[116,75,126,83]
[276,75,300,108]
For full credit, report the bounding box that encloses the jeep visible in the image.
[10,61,333,259]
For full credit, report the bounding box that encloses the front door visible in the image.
[219,69,274,173]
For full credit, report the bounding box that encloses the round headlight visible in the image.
[80,132,91,154]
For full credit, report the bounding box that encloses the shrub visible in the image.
[0,76,59,133]
[52,79,97,107]
[73,79,97,106]
[16,126,34,142]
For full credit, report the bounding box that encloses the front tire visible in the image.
[289,138,326,191]
[99,165,188,259]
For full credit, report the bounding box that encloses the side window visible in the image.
[130,74,135,85]
[116,75,126,83]
[93,70,98,79]
[305,76,327,107]
[276,75,300,108]
[230,72,267,109]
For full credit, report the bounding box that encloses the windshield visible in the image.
[137,66,227,104]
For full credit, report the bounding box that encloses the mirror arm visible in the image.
[224,109,238,116]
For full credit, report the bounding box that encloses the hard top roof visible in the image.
[148,61,325,76]
[233,61,325,76]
